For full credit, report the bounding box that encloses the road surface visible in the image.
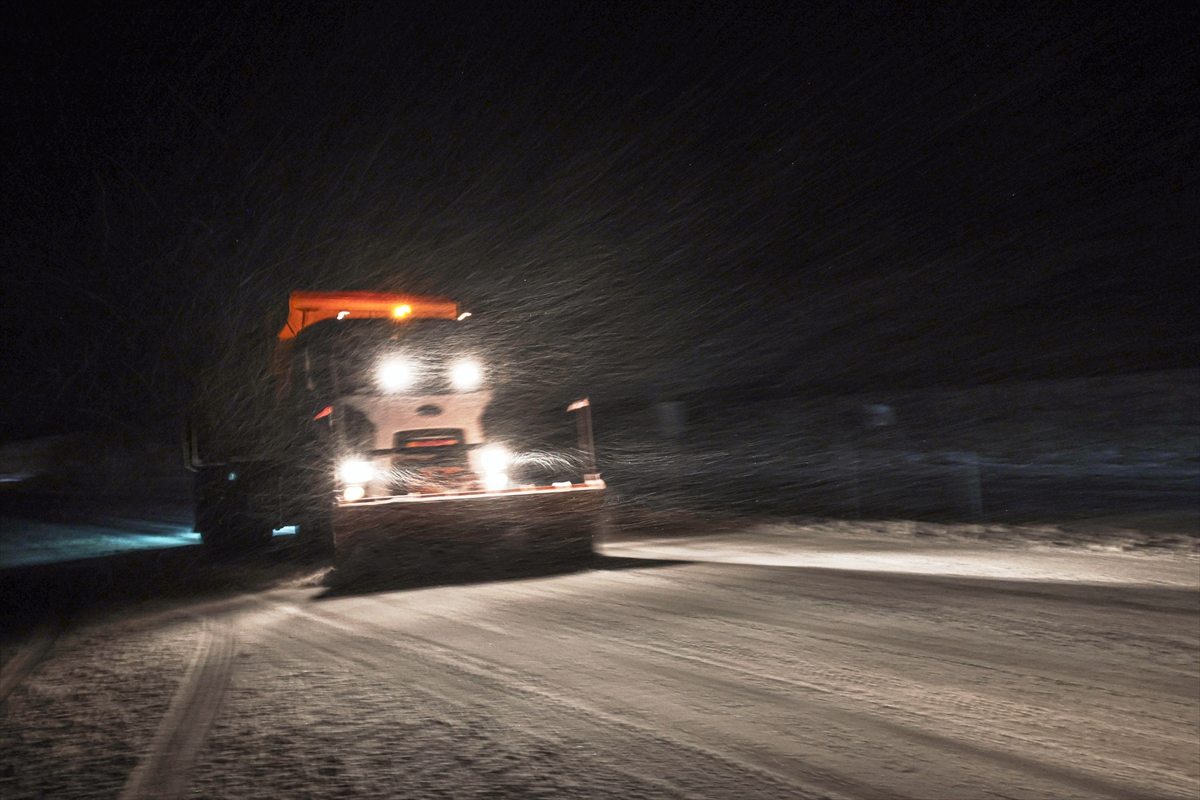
[2,524,1197,799]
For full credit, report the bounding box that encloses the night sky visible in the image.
[3,1,1196,439]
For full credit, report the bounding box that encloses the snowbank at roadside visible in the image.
[602,508,1199,587]
[604,506,1199,556]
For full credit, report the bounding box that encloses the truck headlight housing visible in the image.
[479,445,509,491]
[450,360,483,391]
[337,459,376,485]
[378,359,416,392]
[479,445,510,475]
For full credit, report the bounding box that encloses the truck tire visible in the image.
[296,512,334,556]
[200,520,273,553]
[194,464,276,554]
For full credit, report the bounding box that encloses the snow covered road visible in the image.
[2,528,1197,799]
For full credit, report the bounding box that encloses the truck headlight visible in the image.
[450,361,483,391]
[378,359,416,392]
[337,459,375,485]
[479,445,510,474]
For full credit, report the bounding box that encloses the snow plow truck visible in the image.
[185,290,605,565]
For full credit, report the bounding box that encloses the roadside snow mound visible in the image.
[606,507,1199,555]
[767,517,1198,555]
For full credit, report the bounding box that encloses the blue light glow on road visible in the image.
[0,518,296,568]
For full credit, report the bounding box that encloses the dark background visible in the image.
[3,1,1197,442]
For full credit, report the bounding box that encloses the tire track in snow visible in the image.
[615,645,1152,800]
[278,601,874,800]
[119,614,236,800]
[286,591,1183,800]
[0,591,269,710]
[0,617,62,704]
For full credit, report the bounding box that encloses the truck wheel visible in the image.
[296,513,334,556]
[201,521,272,554]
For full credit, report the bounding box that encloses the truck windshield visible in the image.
[294,318,481,397]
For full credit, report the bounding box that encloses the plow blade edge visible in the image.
[333,484,605,565]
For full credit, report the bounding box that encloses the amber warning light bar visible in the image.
[278,290,459,341]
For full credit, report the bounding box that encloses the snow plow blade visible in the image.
[333,482,606,568]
